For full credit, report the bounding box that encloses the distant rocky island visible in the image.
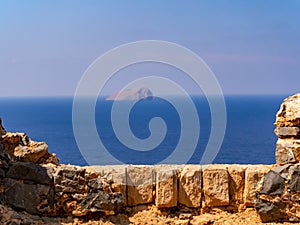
[106,87,154,101]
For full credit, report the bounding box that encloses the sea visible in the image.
[0,95,287,166]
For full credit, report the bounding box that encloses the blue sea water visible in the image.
[0,95,287,166]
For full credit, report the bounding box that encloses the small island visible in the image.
[106,87,154,101]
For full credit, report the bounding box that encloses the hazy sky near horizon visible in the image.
[0,0,299,96]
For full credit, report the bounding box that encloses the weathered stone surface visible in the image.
[260,170,285,195]
[53,165,86,194]
[190,214,221,225]
[178,165,202,208]
[0,132,24,157]
[81,192,124,215]
[14,141,48,163]
[255,164,300,222]
[275,127,300,138]
[4,178,51,214]
[244,165,270,206]
[203,165,229,207]
[126,166,154,206]
[85,165,127,205]
[6,162,52,185]
[288,165,300,192]
[276,139,300,165]
[155,168,177,208]
[227,165,245,205]
[275,94,300,127]
[255,198,287,222]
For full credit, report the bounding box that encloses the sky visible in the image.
[0,0,300,96]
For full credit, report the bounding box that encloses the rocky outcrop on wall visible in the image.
[274,94,300,165]
[255,93,300,222]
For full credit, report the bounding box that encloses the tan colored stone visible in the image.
[275,127,300,138]
[244,165,270,206]
[14,141,49,163]
[127,166,154,206]
[227,165,245,205]
[203,165,229,207]
[178,165,202,208]
[190,214,221,225]
[175,219,189,225]
[276,138,300,165]
[275,93,300,127]
[155,168,177,208]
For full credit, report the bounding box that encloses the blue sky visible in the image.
[0,0,299,96]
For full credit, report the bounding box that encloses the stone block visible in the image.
[126,165,154,206]
[53,165,86,194]
[227,164,245,205]
[276,139,300,165]
[203,165,229,207]
[244,165,270,206]
[4,178,51,214]
[155,167,177,208]
[85,165,127,205]
[275,127,300,138]
[178,165,202,208]
[6,162,52,185]
[275,94,300,127]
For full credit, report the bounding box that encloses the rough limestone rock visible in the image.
[0,131,58,165]
[178,165,202,208]
[0,132,25,157]
[275,94,300,127]
[275,127,300,139]
[276,138,300,165]
[14,141,48,163]
[6,162,52,185]
[85,165,127,205]
[53,165,86,194]
[254,164,300,222]
[126,166,155,206]
[4,178,52,214]
[227,165,245,206]
[203,165,229,207]
[155,168,177,208]
[244,165,270,206]
[106,87,154,101]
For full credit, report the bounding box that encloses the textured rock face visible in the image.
[4,178,51,214]
[255,93,300,222]
[178,165,202,208]
[244,165,270,206]
[203,165,229,207]
[275,94,300,127]
[275,94,300,165]
[84,165,127,205]
[0,132,58,165]
[227,165,245,206]
[126,166,155,206]
[255,164,300,222]
[155,168,177,208]
[276,139,300,165]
